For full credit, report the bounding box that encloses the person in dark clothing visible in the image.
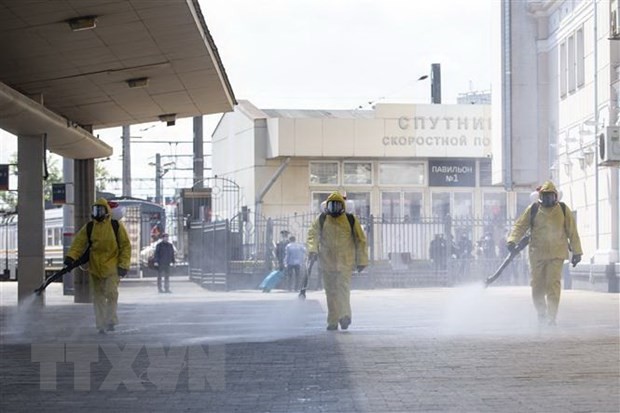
[275,230,290,271]
[429,234,447,270]
[456,234,473,281]
[154,233,175,293]
[478,231,496,259]
[457,234,473,259]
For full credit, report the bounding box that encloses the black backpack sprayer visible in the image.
[298,255,317,300]
[34,247,90,295]
[484,234,530,287]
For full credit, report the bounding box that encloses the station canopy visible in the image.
[0,0,236,159]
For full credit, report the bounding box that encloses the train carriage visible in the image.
[0,197,165,280]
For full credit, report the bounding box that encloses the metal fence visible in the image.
[186,209,530,290]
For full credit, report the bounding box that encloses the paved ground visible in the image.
[1,278,619,412]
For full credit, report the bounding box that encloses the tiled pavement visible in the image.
[1,279,619,412]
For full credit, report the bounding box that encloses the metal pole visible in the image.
[4,217,8,273]
[593,0,600,249]
[155,153,162,205]
[503,0,513,191]
[122,125,132,197]
[431,63,441,104]
[193,116,204,189]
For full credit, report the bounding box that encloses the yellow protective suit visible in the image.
[307,192,368,329]
[67,198,132,331]
[507,181,582,323]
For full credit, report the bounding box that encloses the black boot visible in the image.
[339,316,351,330]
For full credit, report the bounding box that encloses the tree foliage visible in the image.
[96,159,119,191]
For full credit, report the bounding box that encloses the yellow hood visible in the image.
[539,180,558,195]
[326,191,346,206]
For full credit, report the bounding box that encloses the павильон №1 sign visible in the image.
[428,159,476,187]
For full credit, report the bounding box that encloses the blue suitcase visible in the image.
[259,270,285,292]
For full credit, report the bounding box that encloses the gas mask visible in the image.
[539,192,557,208]
[91,205,108,222]
[325,200,345,217]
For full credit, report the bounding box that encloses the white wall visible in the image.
[212,108,258,209]
[267,104,492,159]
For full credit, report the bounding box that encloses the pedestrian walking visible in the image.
[154,232,175,293]
[65,198,131,334]
[284,236,305,291]
[307,191,368,331]
[506,180,582,326]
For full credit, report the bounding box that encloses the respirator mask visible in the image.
[91,205,108,222]
[539,192,557,208]
[325,200,345,217]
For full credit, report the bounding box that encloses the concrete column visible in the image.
[73,158,95,303]
[17,135,45,304]
[62,157,74,295]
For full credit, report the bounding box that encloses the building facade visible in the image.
[493,0,619,269]
[212,100,534,229]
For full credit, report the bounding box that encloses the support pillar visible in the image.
[17,135,45,305]
[73,158,95,303]
[62,157,74,295]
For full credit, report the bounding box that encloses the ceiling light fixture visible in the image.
[67,16,98,32]
[126,77,149,89]
[159,113,177,127]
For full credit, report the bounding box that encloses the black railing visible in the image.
[187,212,529,290]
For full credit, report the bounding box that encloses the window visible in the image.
[311,192,331,213]
[611,0,619,38]
[568,35,575,93]
[403,192,423,222]
[560,41,567,98]
[430,192,471,218]
[482,192,507,222]
[46,228,53,247]
[560,29,585,97]
[516,192,533,218]
[453,193,473,218]
[309,162,339,185]
[346,192,371,217]
[343,162,372,185]
[576,28,584,87]
[381,192,401,222]
[379,162,425,185]
[431,192,450,218]
[382,191,422,222]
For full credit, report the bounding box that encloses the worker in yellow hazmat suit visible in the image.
[307,191,368,331]
[506,181,582,325]
[65,198,132,334]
